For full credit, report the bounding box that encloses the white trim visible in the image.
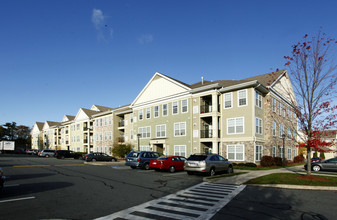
[237,89,248,107]
[156,124,166,138]
[172,101,179,115]
[226,144,245,161]
[181,99,188,113]
[223,92,233,109]
[174,122,186,137]
[227,117,244,135]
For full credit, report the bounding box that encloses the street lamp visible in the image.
[282,134,286,167]
[137,134,141,151]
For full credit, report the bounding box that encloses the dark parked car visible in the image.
[0,168,5,191]
[149,156,186,173]
[311,157,321,163]
[305,157,337,172]
[55,150,82,159]
[84,153,117,162]
[184,154,233,176]
[125,151,162,170]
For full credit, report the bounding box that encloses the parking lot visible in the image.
[0,154,203,220]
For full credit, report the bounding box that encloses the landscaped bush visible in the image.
[111,143,132,158]
[233,162,257,167]
[274,157,283,166]
[293,155,305,163]
[313,151,318,158]
[260,156,275,167]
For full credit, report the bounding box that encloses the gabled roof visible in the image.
[62,115,75,122]
[91,105,114,112]
[35,122,44,131]
[239,69,286,87]
[81,108,99,117]
[43,121,61,130]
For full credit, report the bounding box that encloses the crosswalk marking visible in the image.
[96,182,246,220]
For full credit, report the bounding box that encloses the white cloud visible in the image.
[91,9,113,41]
[138,34,154,44]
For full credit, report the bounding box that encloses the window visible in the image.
[140,145,151,151]
[162,104,168,116]
[255,91,262,108]
[104,132,107,141]
[288,148,292,160]
[256,118,263,134]
[288,128,292,139]
[181,99,188,113]
[130,113,133,123]
[156,124,166,138]
[139,109,143,120]
[282,104,285,117]
[255,145,263,161]
[172,101,178,114]
[227,145,244,161]
[154,106,159,118]
[279,124,284,137]
[272,121,276,136]
[174,145,186,157]
[109,132,112,140]
[109,116,112,125]
[174,122,186,136]
[104,117,107,126]
[99,133,103,141]
[278,101,281,115]
[279,146,284,158]
[224,93,232,108]
[272,98,276,112]
[146,108,151,119]
[138,126,151,138]
[286,107,289,119]
[77,124,80,130]
[272,146,276,157]
[227,117,244,134]
[100,118,103,126]
[238,90,247,106]
[130,130,134,140]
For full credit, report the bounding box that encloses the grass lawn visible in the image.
[245,173,337,186]
[234,163,305,170]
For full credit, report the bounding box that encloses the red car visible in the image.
[149,156,186,173]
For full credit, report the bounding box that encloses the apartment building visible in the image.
[31,122,44,150]
[32,69,298,163]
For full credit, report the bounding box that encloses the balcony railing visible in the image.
[118,121,125,127]
[84,139,88,144]
[200,130,220,138]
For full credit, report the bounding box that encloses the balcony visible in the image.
[118,121,125,127]
[118,137,125,143]
[200,130,220,138]
[84,139,88,144]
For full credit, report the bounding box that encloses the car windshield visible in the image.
[187,155,208,161]
[127,152,139,157]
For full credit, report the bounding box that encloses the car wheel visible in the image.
[312,165,321,171]
[209,168,216,176]
[112,158,117,162]
[169,166,176,173]
[131,166,136,169]
[92,159,97,162]
[144,163,150,170]
[187,171,194,175]
[45,155,50,158]
[226,166,233,174]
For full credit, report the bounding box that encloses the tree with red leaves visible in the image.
[285,30,337,175]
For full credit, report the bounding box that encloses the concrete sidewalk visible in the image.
[204,165,337,191]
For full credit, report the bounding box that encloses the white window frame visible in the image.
[181,99,188,113]
[227,145,245,161]
[279,124,284,137]
[255,145,263,161]
[172,101,179,115]
[272,146,276,157]
[138,126,151,139]
[238,89,248,107]
[174,122,186,137]
[154,106,159,118]
[255,117,263,135]
[139,109,143,120]
[146,107,151,119]
[279,146,284,158]
[288,148,292,160]
[255,91,262,108]
[174,145,186,157]
[278,101,281,115]
[272,121,276,136]
[227,117,244,134]
[156,124,166,138]
[272,97,276,112]
[162,104,168,116]
[224,92,233,109]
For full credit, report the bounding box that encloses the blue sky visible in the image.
[1,0,337,128]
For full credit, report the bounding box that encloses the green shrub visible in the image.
[111,143,132,158]
[260,156,274,167]
[293,155,305,163]
[319,152,325,159]
[313,151,318,158]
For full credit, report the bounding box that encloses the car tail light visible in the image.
[137,158,141,162]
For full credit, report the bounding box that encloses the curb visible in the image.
[84,161,125,166]
[248,184,337,191]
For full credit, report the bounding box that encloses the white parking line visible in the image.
[0,196,35,203]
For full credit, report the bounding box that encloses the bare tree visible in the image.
[285,30,337,175]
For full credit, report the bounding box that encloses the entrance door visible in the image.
[155,144,164,154]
